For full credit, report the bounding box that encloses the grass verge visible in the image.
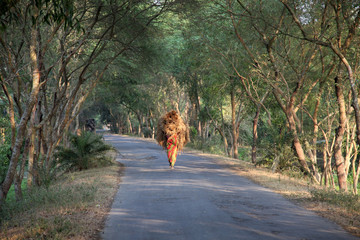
[0,150,122,240]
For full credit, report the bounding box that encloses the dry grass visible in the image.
[0,150,123,240]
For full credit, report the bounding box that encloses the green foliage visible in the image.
[0,144,11,185]
[189,126,197,140]
[347,170,360,193]
[55,132,113,172]
[36,161,59,189]
[0,117,11,184]
[237,147,249,161]
[188,134,226,156]
[257,144,299,172]
[5,179,27,204]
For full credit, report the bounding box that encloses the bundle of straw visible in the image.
[156,110,190,152]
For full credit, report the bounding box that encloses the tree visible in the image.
[225,0,330,182]
[279,0,360,191]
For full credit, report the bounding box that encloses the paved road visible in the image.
[101,134,357,240]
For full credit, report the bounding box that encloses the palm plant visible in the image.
[55,131,113,171]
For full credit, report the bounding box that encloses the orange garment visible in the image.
[167,134,178,167]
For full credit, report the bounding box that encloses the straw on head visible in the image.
[156,110,190,152]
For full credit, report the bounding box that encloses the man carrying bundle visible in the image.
[156,110,190,169]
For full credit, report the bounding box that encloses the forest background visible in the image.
[0,0,360,208]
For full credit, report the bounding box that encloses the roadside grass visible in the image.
[310,188,360,212]
[0,150,122,240]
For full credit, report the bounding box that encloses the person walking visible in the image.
[156,110,190,169]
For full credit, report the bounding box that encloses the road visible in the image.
[101,134,356,240]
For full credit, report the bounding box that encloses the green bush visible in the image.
[55,131,113,172]
[256,145,298,172]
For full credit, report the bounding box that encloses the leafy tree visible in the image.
[279,0,360,192]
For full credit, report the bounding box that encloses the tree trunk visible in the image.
[333,76,348,191]
[330,46,360,148]
[287,109,317,182]
[149,110,155,139]
[127,114,132,134]
[231,89,238,159]
[27,127,36,189]
[196,96,201,137]
[252,106,260,164]
[14,138,30,201]
[74,114,80,134]
[322,145,328,187]
[305,140,320,182]
[137,113,142,137]
[220,105,230,157]
[0,23,41,206]
[217,127,229,156]
[352,144,359,194]
[27,103,37,189]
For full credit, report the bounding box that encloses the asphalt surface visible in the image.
[101,134,357,240]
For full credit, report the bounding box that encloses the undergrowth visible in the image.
[0,156,120,240]
[310,188,360,212]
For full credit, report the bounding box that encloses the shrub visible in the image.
[55,131,113,172]
[256,145,298,172]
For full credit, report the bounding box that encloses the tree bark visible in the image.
[230,89,238,159]
[252,106,260,164]
[218,127,229,156]
[127,114,132,134]
[333,76,348,191]
[287,110,311,174]
[0,22,41,206]
[27,105,37,189]
[14,139,30,201]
